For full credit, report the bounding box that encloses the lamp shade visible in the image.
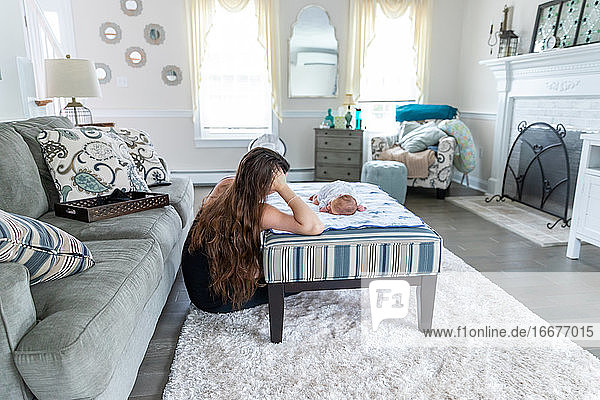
[45,58,101,98]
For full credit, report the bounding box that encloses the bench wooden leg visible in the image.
[417,275,437,332]
[268,283,284,343]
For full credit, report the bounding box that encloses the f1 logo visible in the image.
[369,280,410,331]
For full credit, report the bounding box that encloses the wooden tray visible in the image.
[55,191,169,222]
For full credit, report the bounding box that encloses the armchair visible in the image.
[369,133,457,199]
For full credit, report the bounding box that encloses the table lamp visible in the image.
[45,55,101,125]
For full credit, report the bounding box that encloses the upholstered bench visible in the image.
[361,160,408,204]
[263,182,441,343]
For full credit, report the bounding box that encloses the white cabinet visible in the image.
[567,134,600,259]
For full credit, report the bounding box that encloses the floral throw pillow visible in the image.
[37,127,149,203]
[100,127,170,186]
[438,119,477,174]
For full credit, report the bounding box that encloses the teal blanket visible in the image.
[396,104,458,122]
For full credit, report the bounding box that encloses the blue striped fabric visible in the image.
[263,226,441,283]
[0,209,94,285]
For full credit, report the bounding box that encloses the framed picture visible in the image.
[530,0,600,53]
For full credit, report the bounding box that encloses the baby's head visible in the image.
[330,195,358,215]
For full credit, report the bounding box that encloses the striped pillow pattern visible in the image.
[0,209,94,285]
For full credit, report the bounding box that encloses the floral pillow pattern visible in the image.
[438,119,477,174]
[99,127,170,186]
[37,127,149,203]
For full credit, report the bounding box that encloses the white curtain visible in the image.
[345,0,432,103]
[185,0,281,122]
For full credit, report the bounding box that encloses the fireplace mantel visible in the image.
[480,43,600,194]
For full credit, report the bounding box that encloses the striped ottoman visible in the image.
[263,183,441,343]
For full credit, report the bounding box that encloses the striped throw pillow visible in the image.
[0,209,94,285]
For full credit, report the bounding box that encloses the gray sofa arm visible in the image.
[0,263,35,399]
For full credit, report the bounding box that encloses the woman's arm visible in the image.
[261,174,324,235]
[203,177,233,206]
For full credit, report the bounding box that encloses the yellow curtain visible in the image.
[345,0,432,103]
[185,0,215,123]
[256,0,281,120]
[218,0,249,12]
[185,0,280,122]
[411,0,432,103]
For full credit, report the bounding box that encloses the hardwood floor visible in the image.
[129,183,600,399]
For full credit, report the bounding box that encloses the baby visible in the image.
[309,180,366,215]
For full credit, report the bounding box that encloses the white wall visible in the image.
[2,0,535,185]
[453,0,541,190]
[0,0,29,120]
[67,0,470,176]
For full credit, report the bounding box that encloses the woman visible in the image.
[182,147,324,313]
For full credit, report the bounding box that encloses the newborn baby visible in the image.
[309,180,366,215]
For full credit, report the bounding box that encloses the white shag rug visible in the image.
[164,249,600,399]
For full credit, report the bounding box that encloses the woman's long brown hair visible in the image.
[187,147,290,308]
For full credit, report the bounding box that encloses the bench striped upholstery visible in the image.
[263,225,442,283]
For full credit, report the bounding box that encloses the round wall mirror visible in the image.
[289,6,338,98]
[95,63,112,84]
[121,0,142,16]
[99,22,122,44]
[161,65,182,86]
[125,47,147,68]
[144,23,165,45]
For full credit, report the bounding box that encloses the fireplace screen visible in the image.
[486,122,571,229]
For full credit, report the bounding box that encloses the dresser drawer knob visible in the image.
[347,172,351,176]
[348,142,352,146]
[347,157,352,161]
[324,141,328,145]
[324,156,328,159]
[323,171,327,174]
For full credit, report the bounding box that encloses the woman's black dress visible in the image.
[181,224,269,313]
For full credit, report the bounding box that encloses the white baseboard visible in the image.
[172,168,315,186]
[452,171,489,193]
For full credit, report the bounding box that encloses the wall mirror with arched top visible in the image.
[289,5,338,98]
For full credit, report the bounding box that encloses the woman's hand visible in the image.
[271,170,288,193]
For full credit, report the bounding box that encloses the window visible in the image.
[358,5,417,132]
[23,0,75,114]
[198,1,272,141]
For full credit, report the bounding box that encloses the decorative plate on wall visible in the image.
[531,0,600,52]
[161,65,182,86]
[121,0,142,16]
[125,46,147,68]
[99,22,122,44]
[95,63,112,84]
[144,23,165,45]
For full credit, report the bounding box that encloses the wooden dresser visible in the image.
[314,128,363,182]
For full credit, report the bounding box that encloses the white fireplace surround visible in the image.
[481,43,600,195]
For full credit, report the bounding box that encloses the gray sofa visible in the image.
[0,117,194,399]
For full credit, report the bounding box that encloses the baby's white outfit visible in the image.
[316,180,362,209]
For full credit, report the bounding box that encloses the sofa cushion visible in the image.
[38,205,181,258]
[151,176,194,228]
[37,127,149,202]
[10,116,74,210]
[0,209,94,285]
[15,239,163,399]
[0,123,49,218]
[99,127,172,186]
